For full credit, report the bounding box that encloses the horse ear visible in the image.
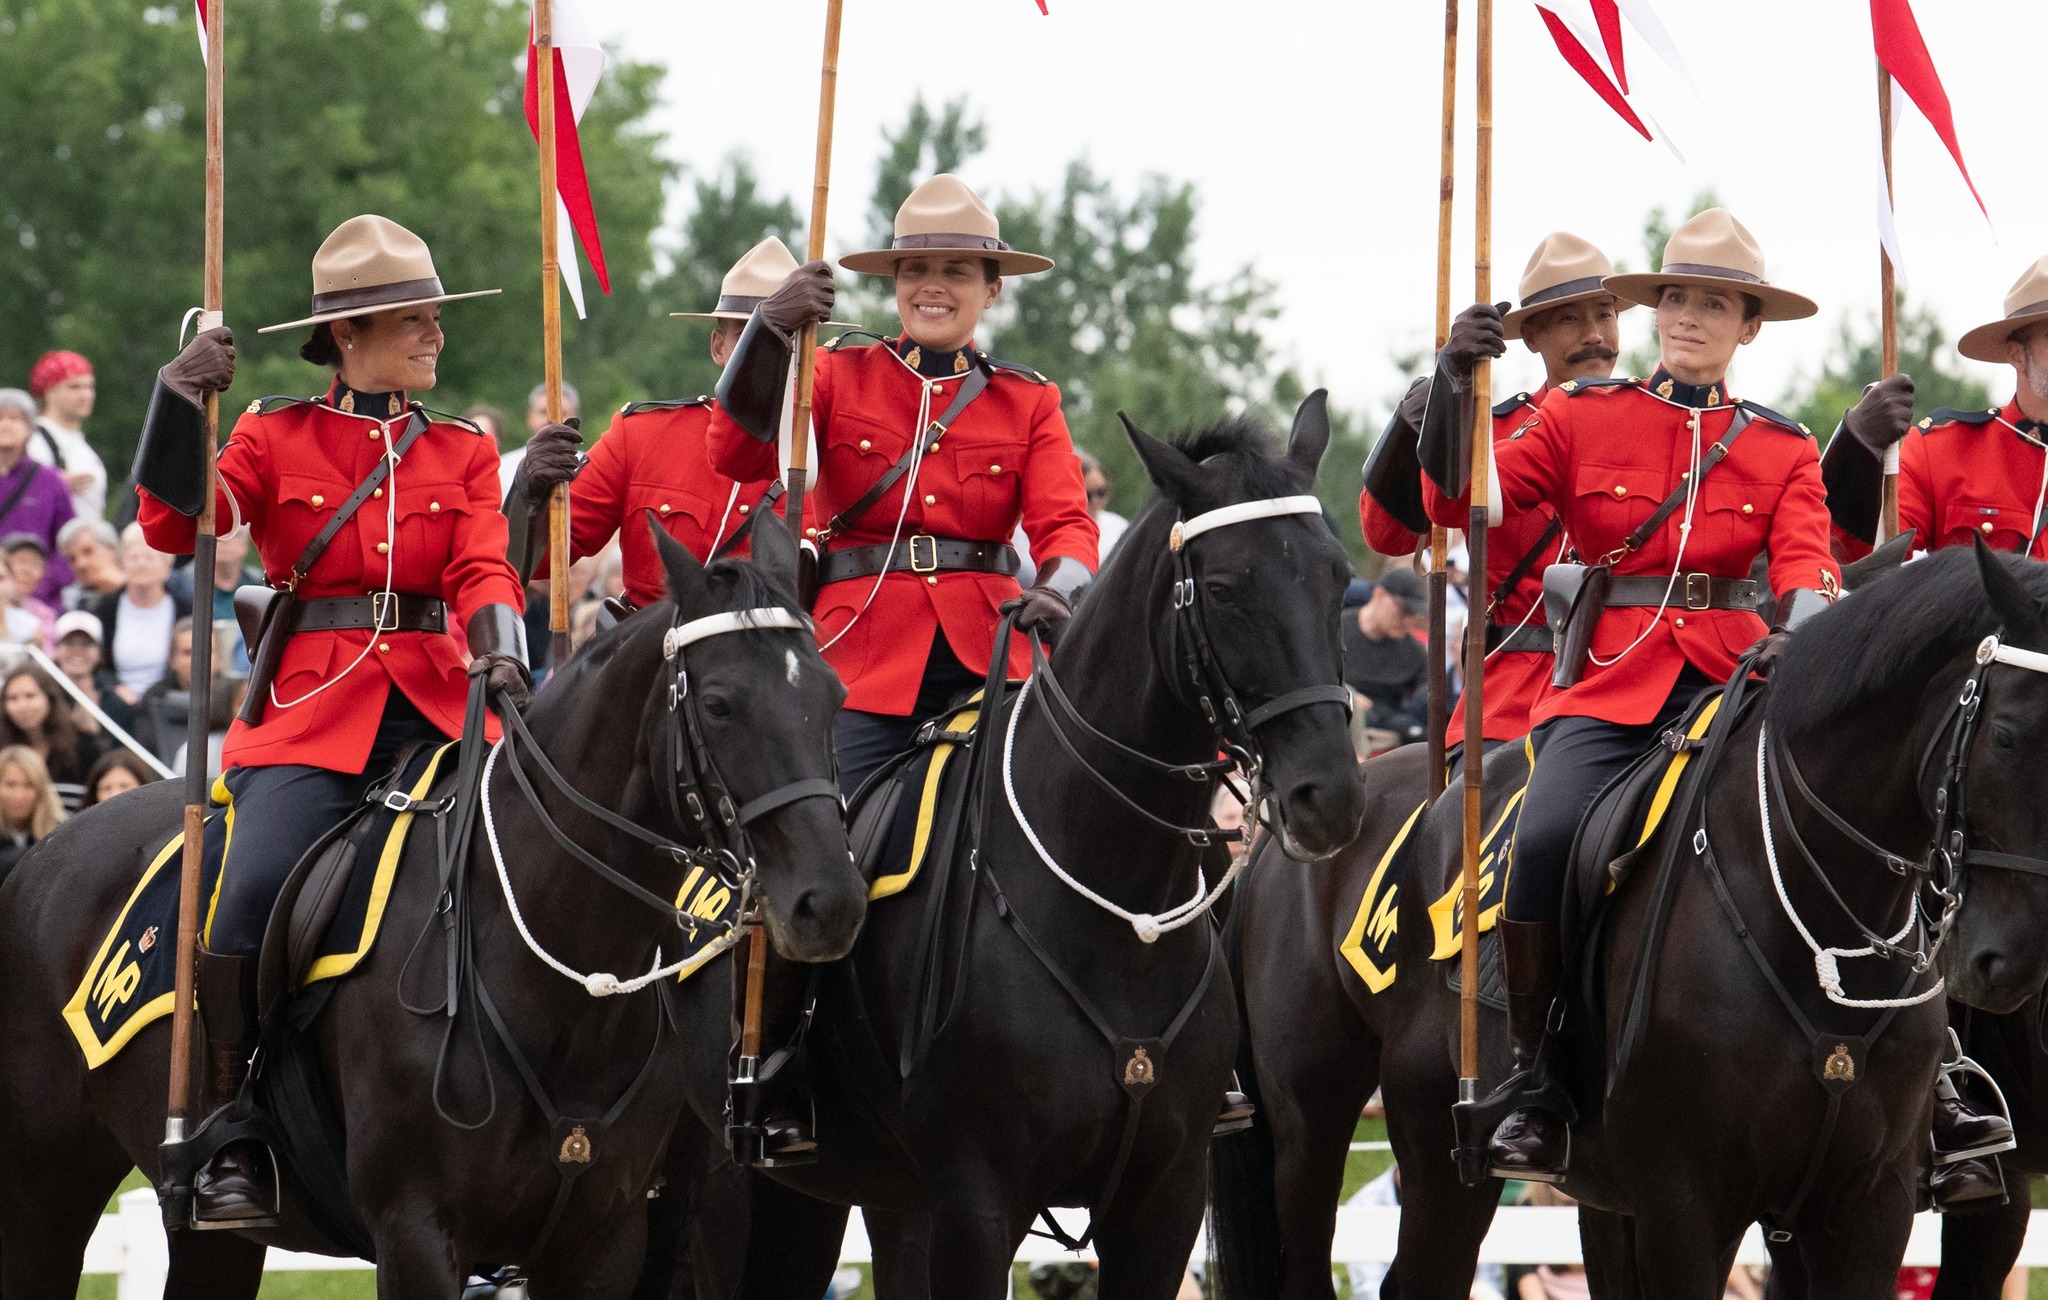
[1286,388,1332,479]
[1119,412,1203,506]
[746,501,799,594]
[1974,534,2044,641]
[650,511,711,613]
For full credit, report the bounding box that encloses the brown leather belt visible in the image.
[1605,574,1760,611]
[816,535,1021,586]
[293,592,448,634]
[1486,622,1554,655]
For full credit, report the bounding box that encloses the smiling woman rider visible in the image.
[131,214,530,1225]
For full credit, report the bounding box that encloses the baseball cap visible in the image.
[1375,567,1429,617]
[54,609,103,643]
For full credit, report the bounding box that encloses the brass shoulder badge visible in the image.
[1823,1044,1855,1083]
[558,1124,593,1165]
[1123,1047,1155,1089]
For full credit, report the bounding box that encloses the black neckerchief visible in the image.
[1647,368,1730,410]
[891,335,978,379]
[325,379,410,419]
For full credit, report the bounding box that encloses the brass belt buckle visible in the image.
[909,535,939,574]
[1683,573,1711,611]
[371,590,398,631]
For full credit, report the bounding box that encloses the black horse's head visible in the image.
[1117,391,1364,859]
[1772,540,2048,1012]
[647,511,863,962]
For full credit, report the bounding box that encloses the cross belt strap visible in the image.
[1604,574,1760,611]
[816,536,1020,586]
[293,592,447,634]
[823,368,991,540]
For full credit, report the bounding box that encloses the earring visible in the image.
[346,343,354,350]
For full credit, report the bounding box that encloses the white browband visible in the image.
[663,608,810,659]
[1171,494,1325,551]
[1978,635,2048,677]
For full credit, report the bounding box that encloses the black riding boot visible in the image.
[1932,1070,2014,1162]
[1486,919,1568,1183]
[730,935,817,1168]
[192,948,279,1227]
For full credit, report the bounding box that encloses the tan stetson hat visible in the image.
[1603,208,1817,322]
[1959,257,2048,364]
[1501,232,1633,333]
[259,215,500,334]
[839,174,1053,277]
[670,236,858,328]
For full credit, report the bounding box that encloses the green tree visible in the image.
[0,0,671,488]
[862,96,987,251]
[1788,300,1991,446]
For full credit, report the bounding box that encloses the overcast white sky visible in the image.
[584,0,2043,417]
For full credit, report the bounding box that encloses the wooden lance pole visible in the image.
[1877,63,1901,542]
[536,0,571,666]
[166,0,227,1152]
[1459,0,1495,1100]
[1425,0,1460,802]
[784,0,847,548]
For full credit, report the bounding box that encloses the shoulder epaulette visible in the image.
[1493,392,1535,417]
[1556,376,1640,397]
[1919,407,2000,431]
[825,330,888,353]
[249,395,318,416]
[418,405,485,434]
[620,396,711,417]
[983,355,1049,385]
[1736,399,1813,437]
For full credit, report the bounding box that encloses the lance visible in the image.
[536,0,571,666]
[165,0,227,1159]
[1877,63,1901,542]
[1425,0,1460,803]
[784,0,847,548]
[1459,0,1495,1103]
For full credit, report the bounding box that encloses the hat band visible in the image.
[1520,275,1609,311]
[2005,298,2048,323]
[890,232,1011,255]
[308,275,447,316]
[714,294,765,314]
[1658,262,1765,286]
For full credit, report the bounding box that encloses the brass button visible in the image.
[371,488,383,499]
[369,428,382,441]
[1614,485,1628,498]
[989,463,1001,473]
[311,494,325,507]
[805,528,818,538]
[376,541,389,554]
[738,504,751,515]
[1675,617,1686,628]
[923,493,937,506]
[858,439,873,451]
[927,576,938,586]
[429,501,440,513]
[659,503,672,515]
[927,381,942,394]
[378,642,391,653]
[1983,521,1996,533]
[1741,503,1754,516]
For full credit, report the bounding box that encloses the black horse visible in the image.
[658,395,1365,1299]
[1215,541,2048,1300]
[0,515,864,1298]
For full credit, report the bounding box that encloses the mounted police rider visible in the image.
[134,215,531,1226]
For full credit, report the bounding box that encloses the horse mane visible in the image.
[1767,547,2048,739]
[1180,415,1304,497]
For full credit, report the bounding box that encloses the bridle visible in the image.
[1003,492,1353,942]
[480,604,841,995]
[1760,631,2048,1008]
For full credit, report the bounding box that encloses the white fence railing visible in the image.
[81,1189,2048,1292]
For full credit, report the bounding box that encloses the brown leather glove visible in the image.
[1005,556,1090,641]
[466,604,532,712]
[522,419,584,505]
[161,327,236,406]
[1441,303,1507,384]
[759,261,836,337]
[1750,630,1791,676]
[1843,373,1916,455]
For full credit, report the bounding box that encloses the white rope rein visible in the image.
[1754,724,1943,1009]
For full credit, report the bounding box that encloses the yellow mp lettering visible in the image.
[674,866,705,910]
[688,882,731,921]
[93,942,143,1019]
[1366,886,1400,950]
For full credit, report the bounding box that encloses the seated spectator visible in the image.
[27,349,108,521]
[49,609,139,744]
[0,664,101,811]
[172,674,246,780]
[0,390,76,605]
[1342,568,1430,746]
[464,404,508,447]
[58,517,125,608]
[1,534,57,640]
[80,748,160,808]
[570,598,603,655]
[0,567,48,648]
[90,523,191,704]
[0,744,64,887]
[205,528,259,674]
[133,616,195,763]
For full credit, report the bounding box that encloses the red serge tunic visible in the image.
[137,386,525,774]
[707,338,1098,716]
[1363,388,1565,743]
[1425,374,1841,728]
[552,398,780,605]
[1898,400,2048,557]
